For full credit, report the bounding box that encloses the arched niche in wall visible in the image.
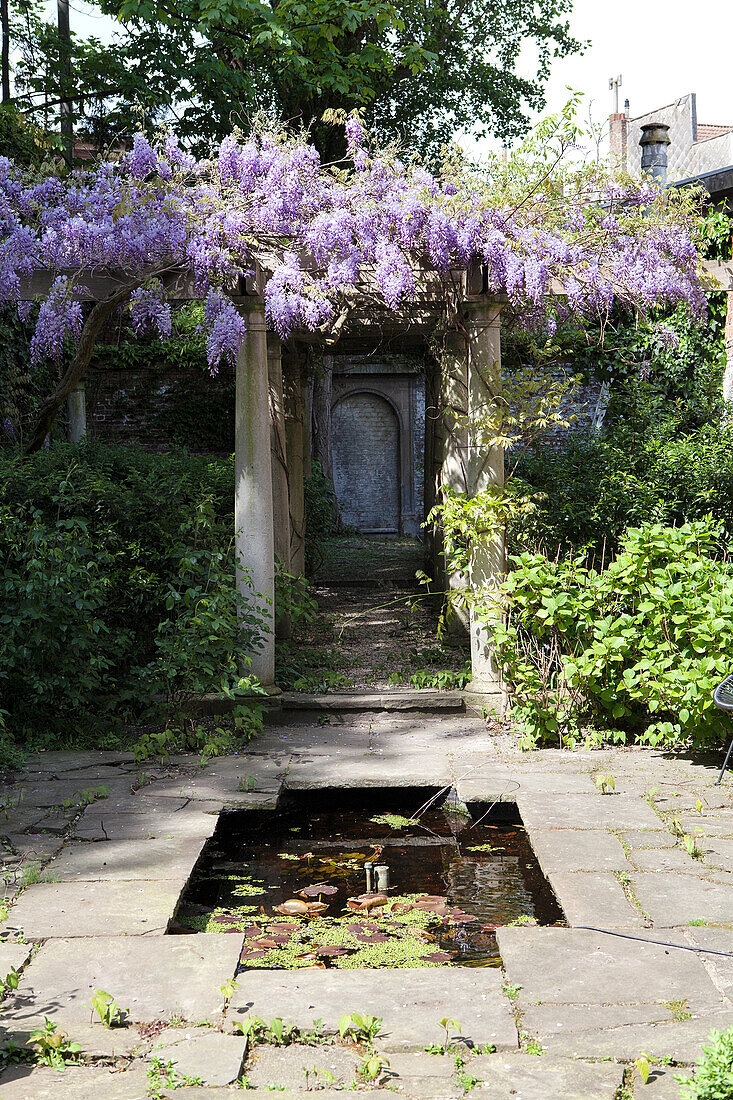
[332,390,401,533]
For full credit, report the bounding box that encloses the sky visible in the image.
[534,0,733,134]
[43,0,733,155]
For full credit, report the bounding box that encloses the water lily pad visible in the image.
[239,948,268,962]
[299,883,339,898]
[314,945,351,957]
[424,951,452,963]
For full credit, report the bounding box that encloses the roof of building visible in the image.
[696,123,733,142]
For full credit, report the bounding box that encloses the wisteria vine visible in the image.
[0,121,706,377]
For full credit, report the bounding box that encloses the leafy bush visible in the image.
[0,444,267,755]
[494,520,733,749]
[678,1027,733,1100]
[304,459,338,572]
[512,399,733,559]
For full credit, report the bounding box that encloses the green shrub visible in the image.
[304,459,337,571]
[512,404,733,559]
[494,520,733,749]
[0,444,266,754]
[678,1027,733,1099]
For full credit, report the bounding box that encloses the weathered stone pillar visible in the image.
[235,299,276,686]
[462,298,505,715]
[67,383,86,442]
[302,376,312,477]
[283,347,306,577]
[311,353,334,481]
[268,332,291,639]
[435,328,471,636]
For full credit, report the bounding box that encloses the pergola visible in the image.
[21,260,507,713]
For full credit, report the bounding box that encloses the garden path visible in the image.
[1,719,733,1095]
[279,536,468,694]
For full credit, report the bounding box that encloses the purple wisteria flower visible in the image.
[0,123,706,373]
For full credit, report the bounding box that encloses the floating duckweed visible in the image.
[368,814,417,829]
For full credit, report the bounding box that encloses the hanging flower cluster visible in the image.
[0,119,706,372]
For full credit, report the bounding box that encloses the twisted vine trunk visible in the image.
[24,281,147,455]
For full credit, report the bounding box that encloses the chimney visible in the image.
[609,112,628,170]
[639,123,670,185]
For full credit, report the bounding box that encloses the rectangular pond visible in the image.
[173,787,563,969]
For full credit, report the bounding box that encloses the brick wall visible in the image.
[86,362,235,452]
[333,392,401,531]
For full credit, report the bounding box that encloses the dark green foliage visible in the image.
[511,395,733,559]
[0,105,48,166]
[14,0,581,161]
[304,460,338,571]
[495,521,733,750]
[678,1027,733,1100]
[0,444,265,754]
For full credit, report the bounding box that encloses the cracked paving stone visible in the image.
[5,880,184,937]
[630,871,733,927]
[48,836,206,882]
[245,1044,361,1090]
[468,1053,623,1099]
[0,1066,149,1098]
[149,1027,247,1085]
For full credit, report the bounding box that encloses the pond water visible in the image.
[174,788,564,968]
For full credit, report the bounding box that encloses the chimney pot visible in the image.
[639,122,670,185]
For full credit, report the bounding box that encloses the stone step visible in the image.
[277,689,465,713]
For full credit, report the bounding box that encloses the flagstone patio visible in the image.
[1,711,733,1097]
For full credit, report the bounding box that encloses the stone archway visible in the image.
[332,391,401,533]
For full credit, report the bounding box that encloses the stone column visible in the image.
[268,332,291,639]
[435,328,471,636]
[462,298,505,715]
[235,299,276,687]
[302,376,312,477]
[283,346,306,577]
[67,383,86,442]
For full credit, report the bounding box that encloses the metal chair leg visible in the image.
[717,738,733,785]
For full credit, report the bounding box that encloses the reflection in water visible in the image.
[180,800,563,967]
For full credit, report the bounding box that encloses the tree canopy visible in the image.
[11,0,583,159]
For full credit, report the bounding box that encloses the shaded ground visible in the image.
[277,536,469,692]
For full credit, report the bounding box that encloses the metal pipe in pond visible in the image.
[374,864,390,892]
[364,861,373,893]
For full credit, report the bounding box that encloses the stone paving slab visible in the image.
[6,778,135,809]
[150,1028,247,1085]
[0,942,32,976]
[228,969,517,1052]
[458,773,595,803]
[48,836,206,882]
[623,830,677,849]
[526,828,629,873]
[284,755,452,789]
[2,935,242,1035]
[245,1044,361,1090]
[631,847,702,872]
[686,927,733,999]
[531,1011,733,1061]
[6,880,183,937]
[21,751,136,772]
[0,1066,149,1099]
[1,833,66,862]
[631,871,733,927]
[517,792,661,831]
[73,809,218,841]
[468,1053,623,1099]
[641,1067,691,1098]
[279,690,465,711]
[496,927,723,1010]
[547,871,643,928]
